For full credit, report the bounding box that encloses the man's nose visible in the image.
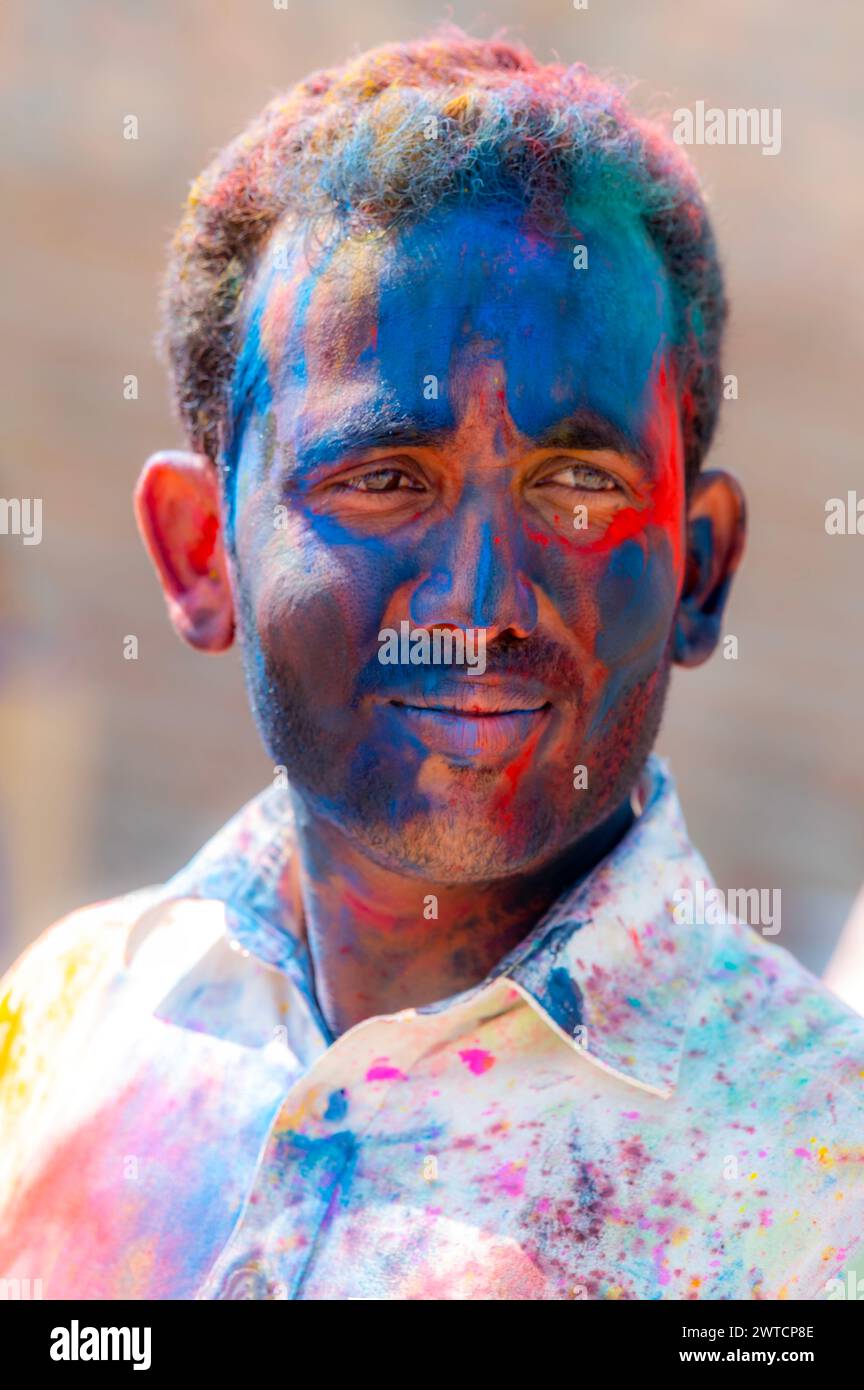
[409,510,538,641]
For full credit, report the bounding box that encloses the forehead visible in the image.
[236,202,675,451]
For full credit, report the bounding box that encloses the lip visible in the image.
[385,698,553,762]
[385,679,552,716]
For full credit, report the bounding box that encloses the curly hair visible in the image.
[161,26,726,494]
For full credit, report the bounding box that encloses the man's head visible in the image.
[136,30,745,882]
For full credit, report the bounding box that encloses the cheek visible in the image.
[594,533,678,676]
[241,517,413,702]
[517,515,675,648]
[582,531,677,737]
[551,360,685,694]
[255,561,357,702]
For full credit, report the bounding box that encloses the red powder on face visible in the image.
[491,720,546,834]
[573,356,686,577]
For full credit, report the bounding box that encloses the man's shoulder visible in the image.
[697,911,864,1106]
[3,888,153,1001]
[0,779,287,1031]
[0,888,162,1079]
[0,879,245,1028]
[0,890,154,1193]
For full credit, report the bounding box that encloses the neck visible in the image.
[288,796,636,1037]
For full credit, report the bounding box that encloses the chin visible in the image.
[338,783,587,884]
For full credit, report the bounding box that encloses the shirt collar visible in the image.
[160,754,713,1099]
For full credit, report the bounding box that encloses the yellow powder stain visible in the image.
[748,1171,758,1180]
[821,1247,837,1262]
[1,931,105,1118]
[0,995,24,1078]
[690,1276,702,1291]
[671,1226,690,1246]
[275,1084,323,1132]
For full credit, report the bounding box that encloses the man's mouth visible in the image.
[383,684,554,761]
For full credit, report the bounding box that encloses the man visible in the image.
[2,30,862,1301]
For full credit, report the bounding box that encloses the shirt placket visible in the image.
[200,979,519,1299]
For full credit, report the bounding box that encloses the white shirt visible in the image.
[2,755,863,1299]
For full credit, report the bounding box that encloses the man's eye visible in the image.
[543,463,618,492]
[336,468,422,493]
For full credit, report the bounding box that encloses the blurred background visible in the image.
[1,0,861,974]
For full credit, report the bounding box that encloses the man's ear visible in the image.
[673,469,746,668]
[134,450,235,652]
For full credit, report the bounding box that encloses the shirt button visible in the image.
[219,1263,287,1300]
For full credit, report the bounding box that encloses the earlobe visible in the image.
[673,469,746,669]
[134,450,235,653]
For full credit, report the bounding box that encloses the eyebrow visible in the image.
[289,406,651,475]
[293,413,450,472]
[533,411,650,466]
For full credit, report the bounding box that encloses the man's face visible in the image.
[226,203,687,880]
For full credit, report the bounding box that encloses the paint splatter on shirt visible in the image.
[1,756,863,1300]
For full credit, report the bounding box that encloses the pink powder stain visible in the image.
[535,1197,551,1213]
[759,1209,773,1228]
[365,1062,407,1082]
[651,1242,671,1286]
[621,1111,641,1120]
[459,1048,496,1076]
[493,1161,527,1197]
[793,1147,812,1160]
[627,925,648,965]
